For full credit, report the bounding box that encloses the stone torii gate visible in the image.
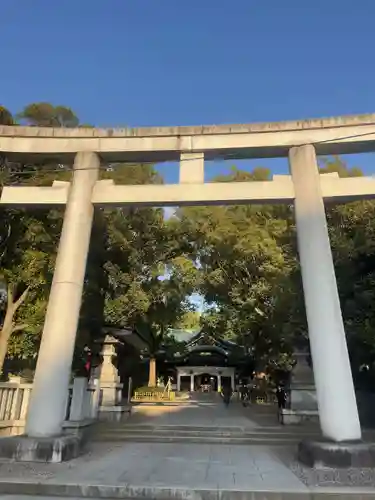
[1,114,375,465]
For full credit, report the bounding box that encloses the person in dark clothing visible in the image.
[276,385,287,408]
[221,384,232,407]
[239,383,246,399]
[239,383,250,406]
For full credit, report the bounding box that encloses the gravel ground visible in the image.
[275,445,375,488]
[0,442,123,480]
[290,460,375,487]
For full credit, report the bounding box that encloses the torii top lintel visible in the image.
[1,113,375,163]
[2,114,375,208]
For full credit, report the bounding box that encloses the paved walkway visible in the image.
[0,396,373,497]
[129,392,260,429]
[0,441,308,496]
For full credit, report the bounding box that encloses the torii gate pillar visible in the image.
[289,144,361,443]
[25,151,100,438]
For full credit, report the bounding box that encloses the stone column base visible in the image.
[98,404,131,422]
[281,408,319,425]
[0,434,84,462]
[298,439,375,468]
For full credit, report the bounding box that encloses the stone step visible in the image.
[92,433,311,445]
[95,424,320,435]
[92,424,373,446]
[97,423,318,433]
[108,424,249,431]
[0,481,372,499]
[93,424,375,445]
[93,423,322,445]
[96,428,320,438]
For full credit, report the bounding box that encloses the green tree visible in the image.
[0,106,22,187]
[0,106,14,126]
[328,200,375,386]
[175,167,298,370]
[319,156,363,177]
[0,211,61,372]
[308,158,375,385]
[104,208,199,385]
[16,103,79,128]
[0,103,180,378]
[174,310,201,331]
[102,164,199,386]
[182,160,375,378]
[0,103,79,372]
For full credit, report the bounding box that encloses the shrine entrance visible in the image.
[176,365,235,393]
[196,373,218,392]
[162,331,253,393]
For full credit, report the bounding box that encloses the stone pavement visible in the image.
[0,442,305,493]
[0,396,373,498]
[129,392,260,429]
[0,441,373,498]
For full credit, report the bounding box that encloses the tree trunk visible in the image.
[148,357,157,387]
[0,313,13,375]
[0,284,30,374]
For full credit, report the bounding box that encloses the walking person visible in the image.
[221,383,232,407]
[275,384,287,423]
[239,382,249,407]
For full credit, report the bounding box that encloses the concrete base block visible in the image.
[0,418,95,440]
[62,419,95,444]
[290,388,318,411]
[0,433,84,463]
[0,482,374,499]
[98,404,131,422]
[281,408,319,425]
[298,439,375,468]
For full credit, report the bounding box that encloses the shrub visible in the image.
[135,386,165,394]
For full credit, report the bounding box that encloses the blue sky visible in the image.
[2,0,375,183]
